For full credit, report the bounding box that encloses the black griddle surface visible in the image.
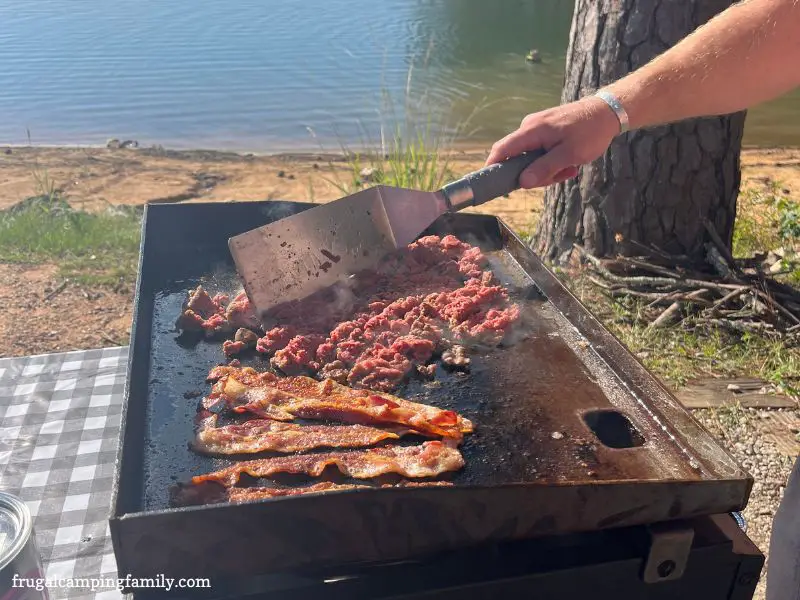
[143,239,699,510]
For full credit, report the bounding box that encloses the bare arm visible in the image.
[607,0,800,129]
[486,0,800,188]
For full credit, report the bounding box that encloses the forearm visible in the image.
[603,0,800,130]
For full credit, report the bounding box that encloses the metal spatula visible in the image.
[229,150,545,324]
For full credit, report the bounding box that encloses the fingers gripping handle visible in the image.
[441,150,546,211]
[467,150,546,206]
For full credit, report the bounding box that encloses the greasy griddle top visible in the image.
[140,246,703,511]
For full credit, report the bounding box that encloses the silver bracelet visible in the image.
[594,90,630,134]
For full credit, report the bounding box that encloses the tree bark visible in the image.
[534,0,747,264]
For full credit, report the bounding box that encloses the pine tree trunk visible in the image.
[534,0,747,264]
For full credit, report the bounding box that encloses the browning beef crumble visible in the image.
[258,235,519,391]
[178,235,520,392]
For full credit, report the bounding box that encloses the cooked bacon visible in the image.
[191,411,408,455]
[190,440,464,487]
[204,365,473,439]
[170,479,453,507]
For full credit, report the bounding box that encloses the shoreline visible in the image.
[2,144,799,235]
[4,139,799,158]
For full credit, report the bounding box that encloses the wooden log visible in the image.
[676,377,796,409]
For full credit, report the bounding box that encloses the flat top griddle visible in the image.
[110,201,751,582]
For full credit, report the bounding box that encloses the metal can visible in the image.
[0,491,49,600]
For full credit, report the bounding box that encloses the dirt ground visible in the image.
[1,144,799,358]
[0,263,133,357]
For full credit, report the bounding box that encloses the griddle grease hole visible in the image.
[582,409,646,449]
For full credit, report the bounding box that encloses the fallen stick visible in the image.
[101,332,123,346]
[767,287,800,305]
[707,286,750,317]
[575,245,682,286]
[701,217,742,275]
[615,256,683,279]
[609,289,713,306]
[697,319,776,335]
[646,290,684,308]
[575,244,745,292]
[627,239,692,264]
[650,301,683,328]
[44,280,68,302]
[753,289,800,327]
[587,275,612,290]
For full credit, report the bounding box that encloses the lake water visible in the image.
[1,0,798,153]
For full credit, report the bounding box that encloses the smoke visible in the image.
[205,259,246,299]
[259,200,307,223]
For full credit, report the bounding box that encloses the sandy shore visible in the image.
[3,144,798,234]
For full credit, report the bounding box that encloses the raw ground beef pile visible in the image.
[180,235,521,392]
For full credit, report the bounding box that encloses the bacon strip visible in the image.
[190,441,464,487]
[204,366,473,440]
[191,411,409,455]
[170,480,453,507]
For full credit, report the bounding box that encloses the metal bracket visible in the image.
[642,522,695,584]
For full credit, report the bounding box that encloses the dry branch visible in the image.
[574,244,800,336]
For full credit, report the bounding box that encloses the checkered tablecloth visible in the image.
[0,346,128,600]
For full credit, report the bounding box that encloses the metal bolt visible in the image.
[657,560,676,578]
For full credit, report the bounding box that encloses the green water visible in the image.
[0,0,796,151]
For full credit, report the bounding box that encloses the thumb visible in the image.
[518,144,576,188]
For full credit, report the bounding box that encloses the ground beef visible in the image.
[251,235,520,391]
[222,328,260,357]
[270,334,326,375]
[178,287,260,337]
[222,340,246,356]
[176,286,230,333]
[256,326,295,354]
[318,360,349,384]
[441,344,470,369]
[225,292,260,330]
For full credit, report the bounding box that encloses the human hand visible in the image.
[485,96,621,189]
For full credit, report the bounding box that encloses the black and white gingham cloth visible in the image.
[0,346,127,600]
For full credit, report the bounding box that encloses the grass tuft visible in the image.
[307,49,502,197]
[733,180,800,286]
[0,194,141,287]
[733,181,800,254]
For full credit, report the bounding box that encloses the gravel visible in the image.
[692,406,798,600]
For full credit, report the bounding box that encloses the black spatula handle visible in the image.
[441,149,546,211]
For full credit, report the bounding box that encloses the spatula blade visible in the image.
[229,185,446,323]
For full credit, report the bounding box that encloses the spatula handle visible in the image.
[441,150,546,211]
